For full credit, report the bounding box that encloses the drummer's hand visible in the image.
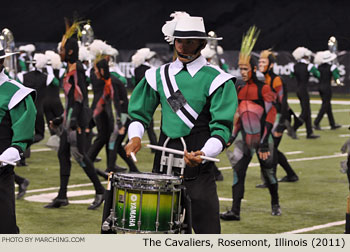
[125,137,141,157]
[184,150,204,167]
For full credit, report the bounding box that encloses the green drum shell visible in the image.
[114,173,182,233]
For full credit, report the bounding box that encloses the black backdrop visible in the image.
[2,0,350,51]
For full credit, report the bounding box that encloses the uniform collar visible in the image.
[299,59,310,64]
[169,55,207,77]
[0,69,9,85]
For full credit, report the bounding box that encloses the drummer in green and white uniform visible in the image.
[125,14,238,234]
[0,43,36,233]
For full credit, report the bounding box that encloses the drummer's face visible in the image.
[175,38,205,63]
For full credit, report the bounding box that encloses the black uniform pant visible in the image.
[88,111,114,165]
[57,129,105,199]
[0,165,19,233]
[152,131,220,234]
[295,89,313,136]
[314,89,335,127]
[232,147,279,214]
[273,135,297,177]
[183,166,220,234]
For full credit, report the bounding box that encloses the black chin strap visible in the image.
[176,41,205,61]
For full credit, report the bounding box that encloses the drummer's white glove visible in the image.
[0,147,21,166]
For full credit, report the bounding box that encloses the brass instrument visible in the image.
[0,28,18,78]
[328,36,337,54]
[328,36,343,86]
[81,23,94,47]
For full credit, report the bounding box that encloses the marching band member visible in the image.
[257,49,298,184]
[125,14,237,233]
[44,20,105,210]
[313,50,342,130]
[0,43,36,233]
[221,27,281,221]
[290,47,320,139]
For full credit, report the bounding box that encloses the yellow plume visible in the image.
[260,48,276,60]
[239,26,260,65]
[61,19,86,48]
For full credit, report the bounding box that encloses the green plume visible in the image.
[239,26,260,64]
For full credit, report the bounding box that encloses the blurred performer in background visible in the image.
[126,14,237,233]
[0,43,36,233]
[313,50,342,130]
[221,27,281,221]
[107,63,139,173]
[290,47,320,139]
[43,50,65,136]
[45,20,105,210]
[17,44,35,73]
[132,47,158,148]
[257,49,298,185]
[17,53,50,143]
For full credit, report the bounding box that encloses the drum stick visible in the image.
[146,144,220,163]
[0,159,16,166]
[130,152,137,163]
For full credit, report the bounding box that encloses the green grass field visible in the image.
[14,94,350,234]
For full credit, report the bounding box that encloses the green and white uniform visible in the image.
[128,55,237,158]
[0,70,36,155]
[0,69,36,234]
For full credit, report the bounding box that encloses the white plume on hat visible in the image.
[314,50,337,65]
[19,44,36,53]
[217,45,224,55]
[162,11,190,44]
[201,44,216,59]
[131,48,156,67]
[313,51,323,65]
[34,53,48,69]
[321,50,337,63]
[292,47,312,60]
[79,46,93,62]
[105,45,119,56]
[45,50,62,70]
[88,39,107,57]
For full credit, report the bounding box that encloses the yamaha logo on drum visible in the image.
[129,194,138,227]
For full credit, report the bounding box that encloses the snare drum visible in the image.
[113,173,182,233]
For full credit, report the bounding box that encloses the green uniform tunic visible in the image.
[128,56,237,148]
[0,69,36,234]
[0,71,36,153]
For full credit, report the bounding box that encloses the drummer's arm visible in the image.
[185,80,237,167]
[125,77,159,157]
[202,80,237,157]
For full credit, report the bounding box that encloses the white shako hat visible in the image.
[292,46,312,60]
[162,14,222,43]
[320,50,337,63]
[0,43,19,59]
[131,48,156,67]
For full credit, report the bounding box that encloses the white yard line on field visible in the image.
[31,148,52,152]
[25,181,107,194]
[219,153,347,171]
[280,220,346,234]
[284,151,304,155]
